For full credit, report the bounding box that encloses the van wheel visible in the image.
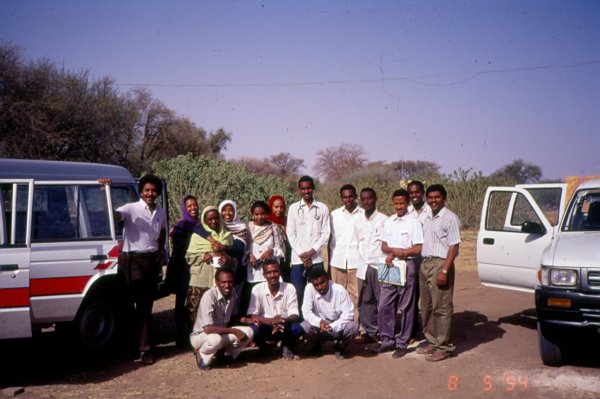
[75,296,118,351]
[537,322,564,366]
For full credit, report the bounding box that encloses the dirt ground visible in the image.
[2,230,600,399]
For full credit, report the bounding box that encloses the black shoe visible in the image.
[392,348,407,359]
[334,342,345,360]
[140,351,154,365]
[373,343,395,354]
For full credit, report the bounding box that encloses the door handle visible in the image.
[0,264,19,271]
[483,238,495,245]
[90,254,108,261]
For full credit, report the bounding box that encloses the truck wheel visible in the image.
[537,322,564,366]
[75,296,119,351]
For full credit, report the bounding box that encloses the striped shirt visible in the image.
[421,207,461,258]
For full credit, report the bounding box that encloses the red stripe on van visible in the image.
[0,288,30,307]
[30,276,91,296]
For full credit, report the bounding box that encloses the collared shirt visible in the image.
[192,286,237,333]
[301,281,354,334]
[354,210,388,279]
[247,282,299,318]
[422,207,461,258]
[117,199,167,253]
[380,212,424,262]
[286,199,330,265]
[408,203,432,225]
[329,205,363,270]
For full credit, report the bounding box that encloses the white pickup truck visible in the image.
[477,179,600,366]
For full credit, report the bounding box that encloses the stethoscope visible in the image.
[297,204,321,223]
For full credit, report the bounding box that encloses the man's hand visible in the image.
[249,254,257,269]
[385,253,395,267]
[299,249,316,262]
[319,319,332,333]
[436,270,448,287]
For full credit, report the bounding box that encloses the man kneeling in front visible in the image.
[242,258,304,360]
[301,267,359,359]
[190,268,254,370]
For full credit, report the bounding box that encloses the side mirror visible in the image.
[521,221,546,235]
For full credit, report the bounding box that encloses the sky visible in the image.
[2,0,600,180]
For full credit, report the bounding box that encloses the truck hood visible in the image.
[544,232,600,268]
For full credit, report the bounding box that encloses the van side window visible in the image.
[109,185,138,237]
[0,183,29,247]
[31,184,116,242]
[32,185,77,241]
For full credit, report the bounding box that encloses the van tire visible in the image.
[537,322,564,366]
[75,295,120,351]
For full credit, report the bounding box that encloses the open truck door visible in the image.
[477,184,567,293]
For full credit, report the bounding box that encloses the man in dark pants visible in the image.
[99,174,167,364]
[375,189,423,359]
[286,175,330,307]
[407,180,430,342]
[243,259,304,360]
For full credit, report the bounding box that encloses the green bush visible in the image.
[152,154,295,224]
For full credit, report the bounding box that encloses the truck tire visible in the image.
[75,295,120,351]
[537,322,564,366]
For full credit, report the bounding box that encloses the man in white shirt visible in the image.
[329,184,363,320]
[375,189,423,359]
[99,174,167,365]
[286,176,330,307]
[354,187,388,343]
[190,268,254,370]
[301,267,359,360]
[243,259,303,360]
[407,180,430,341]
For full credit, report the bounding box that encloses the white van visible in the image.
[0,158,164,350]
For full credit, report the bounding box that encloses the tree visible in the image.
[391,160,441,180]
[0,43,231,175]
[491,159,542,184]
[314,143,368,181]
[234,157,278,176]
[268,152,305,177]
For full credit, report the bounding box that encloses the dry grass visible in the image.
[457,228,477,271]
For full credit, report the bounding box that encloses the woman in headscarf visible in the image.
[166,195,203,347]
[268,195,292,282]
[242,200,286,311]
[219,200,252,312]
[185,206,233,332]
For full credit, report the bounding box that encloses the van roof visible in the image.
[0,158,136,183]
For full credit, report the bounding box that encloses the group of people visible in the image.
[103,174,460,369]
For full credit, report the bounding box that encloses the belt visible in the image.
[122,251,158,258]
[422,256,444,261]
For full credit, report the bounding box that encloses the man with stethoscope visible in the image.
[286,175,331,310]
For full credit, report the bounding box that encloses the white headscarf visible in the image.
[218,200,251,247]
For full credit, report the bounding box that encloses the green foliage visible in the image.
[152,154,295,224]
[317,166,515,228]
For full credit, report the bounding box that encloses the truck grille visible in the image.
[588,271,600,287]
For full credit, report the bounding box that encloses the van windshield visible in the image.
[562,189,600,232]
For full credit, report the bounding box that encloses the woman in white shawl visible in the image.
[219,200,252,310]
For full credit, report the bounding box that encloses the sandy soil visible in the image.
[2,230,600,399]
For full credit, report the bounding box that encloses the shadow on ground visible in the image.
[0,306,182,389]
[452,310,505,356]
